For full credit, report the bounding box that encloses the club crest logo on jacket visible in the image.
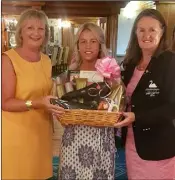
[145,80,160,97]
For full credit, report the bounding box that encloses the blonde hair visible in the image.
[15,8,49,48]
[72,22,107,69]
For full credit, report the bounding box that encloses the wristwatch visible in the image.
[25,100,33,109]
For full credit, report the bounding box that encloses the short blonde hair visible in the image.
[73,23,107,69]
[15,8,49,48]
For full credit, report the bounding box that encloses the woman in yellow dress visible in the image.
[2,9,64,179]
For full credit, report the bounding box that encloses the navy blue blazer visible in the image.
[121,50,175,160]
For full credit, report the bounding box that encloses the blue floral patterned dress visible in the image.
[59,125,116,180]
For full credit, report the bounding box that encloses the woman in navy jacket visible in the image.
[115,9,175,179]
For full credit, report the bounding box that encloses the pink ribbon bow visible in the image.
[95,56,121,79]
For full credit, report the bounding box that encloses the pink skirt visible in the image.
[125,126,175,180]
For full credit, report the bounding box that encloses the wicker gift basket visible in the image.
[52,57,126,127]
[59,109,122,127]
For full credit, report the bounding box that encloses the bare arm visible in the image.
[2,54,29,111]
[2,54,64,115]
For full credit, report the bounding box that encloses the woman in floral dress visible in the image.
[59,23,116,180]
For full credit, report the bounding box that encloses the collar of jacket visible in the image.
[121,56,157,87]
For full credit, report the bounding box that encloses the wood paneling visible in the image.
[45,1,120,8]
[156,2,175,43]
[43,8,111,17]
[62,27,74,63]
[2,1,45,7]
[1,0,127,56]
[2,1,127,17]
[106,15,118,57]
[2,5,29,15]
[69,17,99,25]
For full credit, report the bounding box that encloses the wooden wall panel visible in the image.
[1,1,127,56]
[62,27,74,63]
[106,15,118,57]
[156,2,175,44]
[2,1,126,17]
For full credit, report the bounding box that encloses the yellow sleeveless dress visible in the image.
[2,49,53,179]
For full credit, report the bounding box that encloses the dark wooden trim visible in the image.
[2,1,127,17]
[2,5,29,15]
[1,0,127,56]
[2,1,45,7]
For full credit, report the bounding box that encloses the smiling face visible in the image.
[21,18,45,49]
[78,29,100,63]
[136,16,163,52]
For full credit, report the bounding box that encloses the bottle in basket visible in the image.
[56,77,65,98]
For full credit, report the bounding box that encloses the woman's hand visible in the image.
[114,112,135,128]
[33,96,65,117]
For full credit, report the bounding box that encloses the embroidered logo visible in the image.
[148,81,157,88]
[145,80,160,97]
